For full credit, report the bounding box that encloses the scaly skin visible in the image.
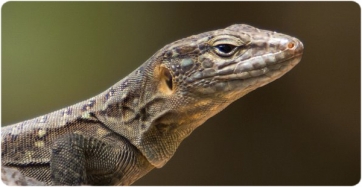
[1,24,303,185]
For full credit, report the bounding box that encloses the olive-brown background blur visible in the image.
[1,2,360,185]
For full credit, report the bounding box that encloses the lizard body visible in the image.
[1,24,303,185]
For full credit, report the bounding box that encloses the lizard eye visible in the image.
[213,44,238,57]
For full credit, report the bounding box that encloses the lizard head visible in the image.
[153,24,303,123]
[106,24,303,168]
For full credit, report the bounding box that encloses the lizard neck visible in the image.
[95,61,196,168]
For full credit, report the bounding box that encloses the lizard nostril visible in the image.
[287,42,295,49]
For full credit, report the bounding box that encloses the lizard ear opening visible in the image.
[163,68,173,90]
[156,65,174,95]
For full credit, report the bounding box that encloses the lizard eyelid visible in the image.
[209,35,244,57]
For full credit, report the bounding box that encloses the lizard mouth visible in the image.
[203,54,303,97]
[214,54,302,82]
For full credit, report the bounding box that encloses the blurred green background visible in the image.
[2,2,360,185]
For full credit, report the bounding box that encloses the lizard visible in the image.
[1,24,303,185]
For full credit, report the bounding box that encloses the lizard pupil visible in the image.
[215,44,236,54]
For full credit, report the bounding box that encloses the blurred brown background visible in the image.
[2,2,360,185]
